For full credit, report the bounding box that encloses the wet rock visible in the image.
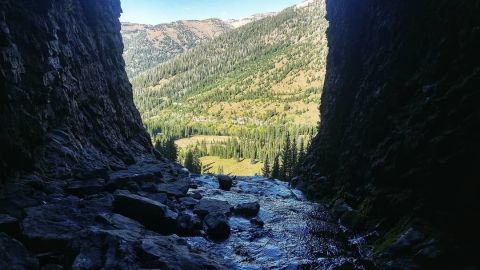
[194,199,233,218]
[204,213,230,241]
[65,179,105,196]
[250,217,265,227]
[0,214,20,236]
[389,227,423,254]
[136,236,227,269]
[332,199,353,217]
[191,192,203,200]
[72,253,97,270]
[0,232,39,269]
[217,175,233,191]
[176,213,202,236]
[179,196,198,209]
[113,191,177,234]
[190,183,199,189]
[234,201,260,217]
[156,177,191,197]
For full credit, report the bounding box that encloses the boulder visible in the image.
[176,213,202,236]
[0,233,39,270]
[203,213,230,241]
[145,193,169,204]
[106,162,164,191]
[217,175,233,191]
[113,191,177,234]
[194,199,233,218]
[21,198,90,252]
[234,202,260,217]
[179,196,198,209]
[94,213,145,235]
[156,178,191,198]
[110,162,163,182]
[136,236,227,269]
[69,228,138,269]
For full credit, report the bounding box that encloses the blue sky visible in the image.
[120,0,303,25]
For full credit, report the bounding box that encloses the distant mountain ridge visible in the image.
[121,19,233,77]
[121,0,315,77]
[226,12,278,28]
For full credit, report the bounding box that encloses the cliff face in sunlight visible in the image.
[302,0,479,268]
[0,0,156,180]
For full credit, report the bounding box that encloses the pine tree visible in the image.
[154,140,163,154]
[296,137,306,175]
[290,136,297,179]
[165,138,178,161]
[184,149,202,174]
[262,155,271,178]
[271,155,280,179]
[281,133,291,181]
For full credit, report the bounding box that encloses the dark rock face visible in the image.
[0,0,155,180]
[302,0,480,268]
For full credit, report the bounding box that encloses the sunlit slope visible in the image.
[132,0,327,130]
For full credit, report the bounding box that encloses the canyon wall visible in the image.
[0,0,156,180]
[302,0,479,268]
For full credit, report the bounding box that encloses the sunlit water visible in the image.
[185,175,360,270]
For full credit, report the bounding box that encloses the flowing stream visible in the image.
[186,175,360,270]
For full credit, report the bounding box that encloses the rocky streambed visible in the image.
[0,160,361,269]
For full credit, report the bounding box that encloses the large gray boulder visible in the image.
[113,191,177,234]
[193,199,233,218]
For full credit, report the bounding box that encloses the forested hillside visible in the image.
[130,0,327,177]
[121,19,233,77]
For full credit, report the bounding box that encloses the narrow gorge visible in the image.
[1,0,478,270]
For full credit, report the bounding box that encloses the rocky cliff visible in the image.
[0,1,231,269]
[302,0,479,268]
[0,0,156,180]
